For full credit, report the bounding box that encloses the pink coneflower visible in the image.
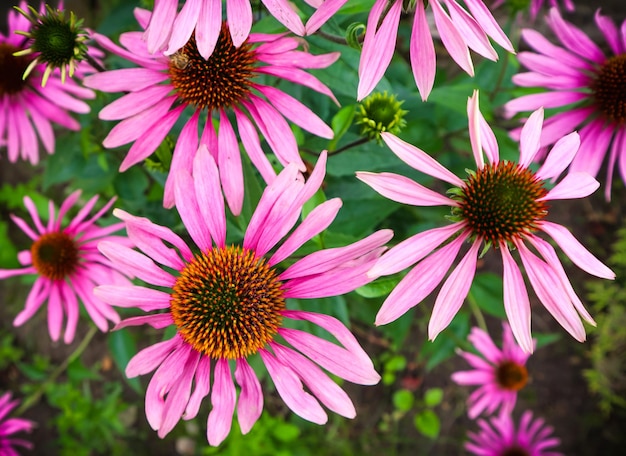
[0,1,95,164]
[466,410,563,456]
[84,8,337,215]
[0,392,34,455]
[95,149,390,445]
[354,0,514,101]
[357,90,614,353]
[491,0,574,20]
[452,324,532,419]
[0,191,129,343]
[504,8,626,200]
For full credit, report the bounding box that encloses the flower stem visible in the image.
[467,291,488,332]
[330,137,370,155]
[15,325,99,416]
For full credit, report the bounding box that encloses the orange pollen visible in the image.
[167,22,257,112]
[496,361,528,391]
[0,43,32,96]
[30,232,79,280]
[457,161,549,246]
[170,245,285,360]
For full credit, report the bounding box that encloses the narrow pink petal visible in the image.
[47,282,63,342]
[463,0,515,52]
[369,223,462,278]
[165,0,201,55]
[233,108,276,184]
[94,285,171,311]
[99,85,171,121]
[446,0,497,60]
[357,0,402,100]
[518,108,544,168]
[431,0,473,76]
[114,313,174,330]
[570,120,612,178]
[520,28,592,70]
[501,246,533,353]
[410,0,436,100]
[218,110,244,216]
[164,111,200,208]
[270,199,342,266]
[305,0,349,34]
[144,0,177,54]
[547,8,604,62]
[196,0,222,59]
[84,68,168,93]
[272,343,356,418]
[13,278,49,326]
[17,250,31,266]
[256,85,333,139]
[541,172,599,200]
[451,370,494,385]
[256,66,338,104]
[98,241,176,287]
[467,90,484,168]
[536,132,580,181]
[206,358,236,446]
[504,91,587,115]
[184,356,211,420]
[125,336,182,378]
[467,327,502,364]
[9,214,38,241]
[429,241,480,340]
[381,133,465,186]
[539,106,594,147]
[356,171,456,207]
[193,146,226,247]
[120,105,184,172]
[23,196,45,234]
[539,221,615,279]
[15,106,38,164]
[234,358,263,434]
[227,0,253,47]
[260,0,305,35]
[259,349,327,424]
[376,234,466,325]
[60,282,79,344]
[174,170,213,252]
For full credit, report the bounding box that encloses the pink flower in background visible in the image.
[491,0,574,19]
[505,9,626,200]
[356,0,514,101]
[0,1,95,164]
[84,9,337,215]
[357,91,614,353]
[466,410,563,456]
[452,324,532,419]
[96,149,390,446]
[0,191,129,343]
[0,392,34,454]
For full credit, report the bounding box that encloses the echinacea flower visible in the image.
[466,410,563,456]
[357,91,615,353]
[0,1,95,164]
[95,148,391,446]
[0,191,129,343]
[355,0,514,101]
[0,392,34,455]
[452,324,532,419]
[504,8,626,200]
[491,0,574,20]
[84,8,337,215]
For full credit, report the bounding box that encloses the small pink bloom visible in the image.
[84,10,338,215]
[0,191,130,343]
[0,392,34,454]
[96,149,390,445]
[466,410,563,456]
[452,323,532,419]
[357,0,515,101]
[505,8,626,200]
[0,1,96,164]
[357,91,614,353]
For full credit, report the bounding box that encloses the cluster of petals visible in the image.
[0,1,96,164]
[504,8,626,200]
[95,148,391,446]
[0,392,34,455]
[84,8,337,215]
[357,91,615,353]
[466,410,563,456]
[357,0,514,101]
[491,0,574,20]
[143,0,342,59]
[452,324,532,419]
[0,191,130,343]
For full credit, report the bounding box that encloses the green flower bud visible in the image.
[355,91,408,143]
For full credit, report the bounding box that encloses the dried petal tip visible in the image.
[355,91,407,144]
[13,4,90,85]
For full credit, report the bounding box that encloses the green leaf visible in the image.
[67,358,101,382]
[392,389,414,412]
[329,105,356,151]
[414,410,440,438]
[355,275,400,298]
[469,272,506,319]
[423,388,443,408]
[107,329,142,393]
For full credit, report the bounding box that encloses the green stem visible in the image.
[15,325,99,416]
[85,52,106,73]
[330,137,370,155]
[467,291,488,332]
[314,29,348,45]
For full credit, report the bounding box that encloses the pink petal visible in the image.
[99,85,171,120]
[463,0,515,52]
[306,0,349,34]
[518,108,544,168]
[446,0,497,60]
[144,0,177,54]
[536,132,580,181]
[226,0,252,47]
[541,172,599,200]
[13,278,49,326]
[233,108,276,184]
[193,146,227,247]
[94,285,171,311]
[164,112,200,209]
[47,282,63,342]
[501,246,533,353]
[114,313,174,330]
[206,358,236,446]
[174,169,213,252]
[410,0,436,100]
[260,0,305,35]
[184,356,211,420]
[217,110,244,216]
[196,0,222,59]
[165,0,201,55]
[98,241,176,287]
[234,358,263,434]
[431,0,473,76]
[84,68,168,93]
[356,171,455,207]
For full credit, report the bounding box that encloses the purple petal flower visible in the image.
[96,149,390,445]
[0,392,34,454]
[358,91,614,353]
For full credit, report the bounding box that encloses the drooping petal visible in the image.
[501,246,533,353]
[541,172,599,200]
[356,172,456,207]
[536,132,580,181]
[518,108,544,168]
[206,358,237,446]
[410,0,436,100]
[234,358,263,434]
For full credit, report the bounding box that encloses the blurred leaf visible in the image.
[423,388,443,408]
[469,272,506,319]
[393,389,414,412]
[414,409,440,438]
[421,311,470,371]
[107,329,142,393]
[355,275,400,298]
[272,421,300,442]
[534,332,561,349]
[67,358,101,382]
